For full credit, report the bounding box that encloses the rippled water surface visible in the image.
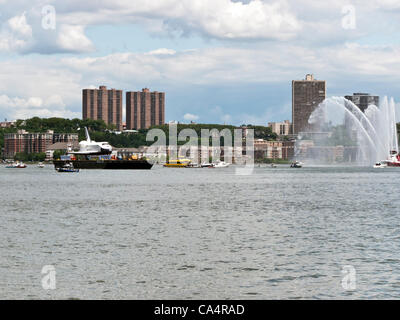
[1,164,400,299]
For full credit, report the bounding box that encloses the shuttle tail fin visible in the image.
[85,127,91,142]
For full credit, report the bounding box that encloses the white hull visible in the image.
[212,162,230,168]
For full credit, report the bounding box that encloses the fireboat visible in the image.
[380,150,400,167]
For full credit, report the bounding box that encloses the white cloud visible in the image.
[0,1,301,54]
[7,12,32,37]
[0,12,32,52]
[0,94,79,120]
[148,48,177,55]
[57,0,301,41]
[183,113,199,121]
[56,24,95,53]
[58,44,400,88]
[371,0,400,10]
[44,94,66,108]
[166,0,301,40]
[1,0,400,55]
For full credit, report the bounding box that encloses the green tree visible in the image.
[53,150,66,160]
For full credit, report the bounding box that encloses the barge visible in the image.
[53,159,153,170]
[53,127,153,170]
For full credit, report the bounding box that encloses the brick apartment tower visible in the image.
[126,88,165,130]
[82,85,122,130]
[292,74,326,134]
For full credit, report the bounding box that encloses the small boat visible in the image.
[201,163,213,168]
[56,163,79,173]
[270,163,277,168]
[290,161,303,168]
[210,161,230,168]
[373,162,386,168]
[186,163,201,168]
[5,161,27,168]
[37,162,45,168]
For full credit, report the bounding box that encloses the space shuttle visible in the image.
[69,127,113,155]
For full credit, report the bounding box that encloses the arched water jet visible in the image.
[296,96,399,165]
[339,97,387,155]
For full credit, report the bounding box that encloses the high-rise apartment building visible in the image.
[344,93,379,112]
[82,85,122,130]
[126,88,165,130]
[292,74,326,134]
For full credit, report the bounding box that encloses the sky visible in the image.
[1,0,400,125]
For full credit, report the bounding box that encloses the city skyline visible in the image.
[1,1,400,125]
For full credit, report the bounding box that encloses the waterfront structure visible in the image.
[126,88,165,130]
[344,93,379,112]
[136,145,252,164]
[82,85,123,130]
[296,141,359,163]
[4,130,78,159]
[46,141,80,160]
[268,120,292,136]
[0,120,15,128]
[292,74,326,134]
[254,139,295,160]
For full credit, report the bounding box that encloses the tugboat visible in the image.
[381,150,400,167]
[290,161,303,168]
[53,127,153,170]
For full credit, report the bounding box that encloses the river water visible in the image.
[1,164,400,299]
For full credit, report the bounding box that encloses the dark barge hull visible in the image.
[53,160,153,170]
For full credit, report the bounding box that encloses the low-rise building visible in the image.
[46,141,80,160]
[0,120,16,128]
[4,130,78,159]
[268,120,292,136]
[254,139,295,160]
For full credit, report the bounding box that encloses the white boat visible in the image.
[5,161,27,168]
[201,163,213,168]
[373,162,386,168]
[37,162,45,168]
[290,161,303,168]
[211,161,230,168]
